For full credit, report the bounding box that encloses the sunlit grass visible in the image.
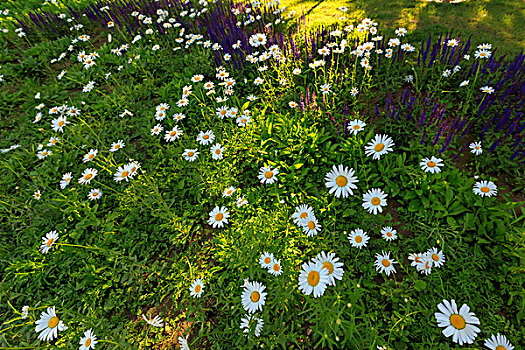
[282,0,524,56]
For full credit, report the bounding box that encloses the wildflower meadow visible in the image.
[0,0,523,349]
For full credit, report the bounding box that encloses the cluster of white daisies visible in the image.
[408,247,445,275]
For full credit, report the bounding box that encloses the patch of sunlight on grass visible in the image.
[281,0,365,29]
[475,4,489,21]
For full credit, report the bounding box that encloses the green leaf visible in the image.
[414,280,427,291]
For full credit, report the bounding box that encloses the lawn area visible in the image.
[281,0,525,56]
[0,0,524,349]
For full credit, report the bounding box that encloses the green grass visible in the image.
[282,0,525,56]
[0,0,524,349]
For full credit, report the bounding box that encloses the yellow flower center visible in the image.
[85,338,92,347]
[89,154,95,159]
[427,161,436,167]
[121,171,129,178]
[353,125,360,130]
[481,186,490,193]
[273,264,280,271]
[355,235,362,243]
[496,346,507,350]
[307,221,315,230]
[48,316,59,328]
[215,149,221,155]
[387,232,392,237]
[265,171,273,179]
[58,121,65,127]
[371,197,381,206]
[42,152,48,156]
[250,291,260,302]
[114,144,120,149]
[449,314,466,330]
[374,143,385,152]
[170,131,176,137]
[215,213,223,221]
[195,285,201,293]
[300,212,308,219]
[264,257,271,264]
[188,152,194,157]
[336,175,348,187]
[307,270,320,286]
[425,261,431,269]
[415,256,422,263]
[220,110,227,115]
[322,262,334,274]
[432,254,439,261]
[241,118,247,123]
[475,146,480,150]
[46,238,54,247]
[382,259,390,267]
[203,135,209,140]
[85,174,93,180]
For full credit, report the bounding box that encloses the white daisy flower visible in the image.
[142,314,164,327]
[381,226,397,241]
[347,119,366,135]
[268,259,283,276]
[78,168,98,185]
[473,180,497,197]
[223,186,236,197]
[259,252,275,269]
[348,228,369,248]
[362,188,388,215]
[324,164,359,198]
[82,149,98,163]
[210,143,225,160]
[365,134,394,160]
[35,306,68,341]
[241,281,267,313]
[420,156,444,174]
[469,142,482,155]
[60,172,73,189]
[480,86,494,94]
[300,216,321,237]
[178,147,197,160]
[484,333,514,350]
[435,299,480,345]
[40,230,59,254]
[208,206,229,228]
[313,251,344,286]
[292,204,314,225]
[151,124,164,136]
[37,149,52,160]
[408,253,423,267]
[164,125,183,142]
[240,314,264,337]
[79,328,97,350]
[33,190,42,200]
[258,166,278,184]
[416,253,433,275]
[298,260,330,298]
[374,250,397,276]
[110,140,125,152]
[190,279,204,298]
[236,196,249,207]
[196,130,215,145]
[114,164,133,182]
[51,116,69,132]
[87,188,102,201]
[427,247,445,268]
